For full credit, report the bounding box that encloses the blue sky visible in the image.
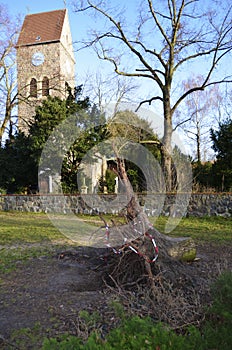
[5,0,142,78]
[3,0,231,159]
[5,0,146,100]
[5,0,231,96]
[6,0,67,14]
[4,0,99,79]
[5,0,161,112]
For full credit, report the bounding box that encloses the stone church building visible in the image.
[16,9,110,194]
[16,9,75,131]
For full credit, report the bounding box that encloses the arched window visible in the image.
[30,78,37,98]
[42,76,49,96]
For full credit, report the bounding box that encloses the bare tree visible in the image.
[221,85,232,121]
[74,0,232,191]
[177,75,222,163]
[0,5,20,143]
[81,71,139,114]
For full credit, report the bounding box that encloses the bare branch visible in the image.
[73,0,232,189]
[147,0,171,47]
[135,96,163,112]
[173,117,192,132]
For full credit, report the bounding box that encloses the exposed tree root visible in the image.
[101,243,210,330]
[97,193,203,329]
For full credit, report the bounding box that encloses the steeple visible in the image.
[16,9,75,131]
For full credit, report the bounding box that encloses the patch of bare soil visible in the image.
[0,242,231,349]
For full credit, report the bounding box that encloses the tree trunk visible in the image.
[162,96,173,192]
[0,95,12,144]
[196,121,201,164]
[112,156,196,265]
[107,146,196,291]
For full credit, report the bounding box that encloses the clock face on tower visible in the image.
[31,52,45,66]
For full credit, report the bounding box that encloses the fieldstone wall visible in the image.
[0,193,231,217]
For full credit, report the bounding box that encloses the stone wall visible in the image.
[0,193,231,217]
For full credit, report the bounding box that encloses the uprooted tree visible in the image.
[86,109,194,292]
[71,0,232,289]
[39,108,206,328]
[38,103,194,297]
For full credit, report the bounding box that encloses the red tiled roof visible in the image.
[16,9,66,47]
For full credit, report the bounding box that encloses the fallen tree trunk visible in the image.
[100,202,197,292]
[104,156,196,291]
[104,198,196,262]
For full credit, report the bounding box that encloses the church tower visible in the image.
[16,9,75,131]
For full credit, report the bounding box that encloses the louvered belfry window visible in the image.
[30,78,37,97]
[42,76,49,96]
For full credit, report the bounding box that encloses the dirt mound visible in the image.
[0,243,231,349]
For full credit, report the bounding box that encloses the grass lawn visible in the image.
[0,211,66,245]
[151,215,232,243]
[1,211,232,245]
[0,211,231,350]
[0,211,73,272]
[0,211,231,272]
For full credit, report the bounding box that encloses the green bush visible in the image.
[42,335,83,349]
[41,271,232,350]
[210,270,232,319]
[104,317,203,350]
[42,318,203,350]
[201,271,232,350]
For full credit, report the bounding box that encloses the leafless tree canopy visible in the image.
[74,0,232,105]
[176,75,223,162]
[74,0,232,190]
[0,5,21,142]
